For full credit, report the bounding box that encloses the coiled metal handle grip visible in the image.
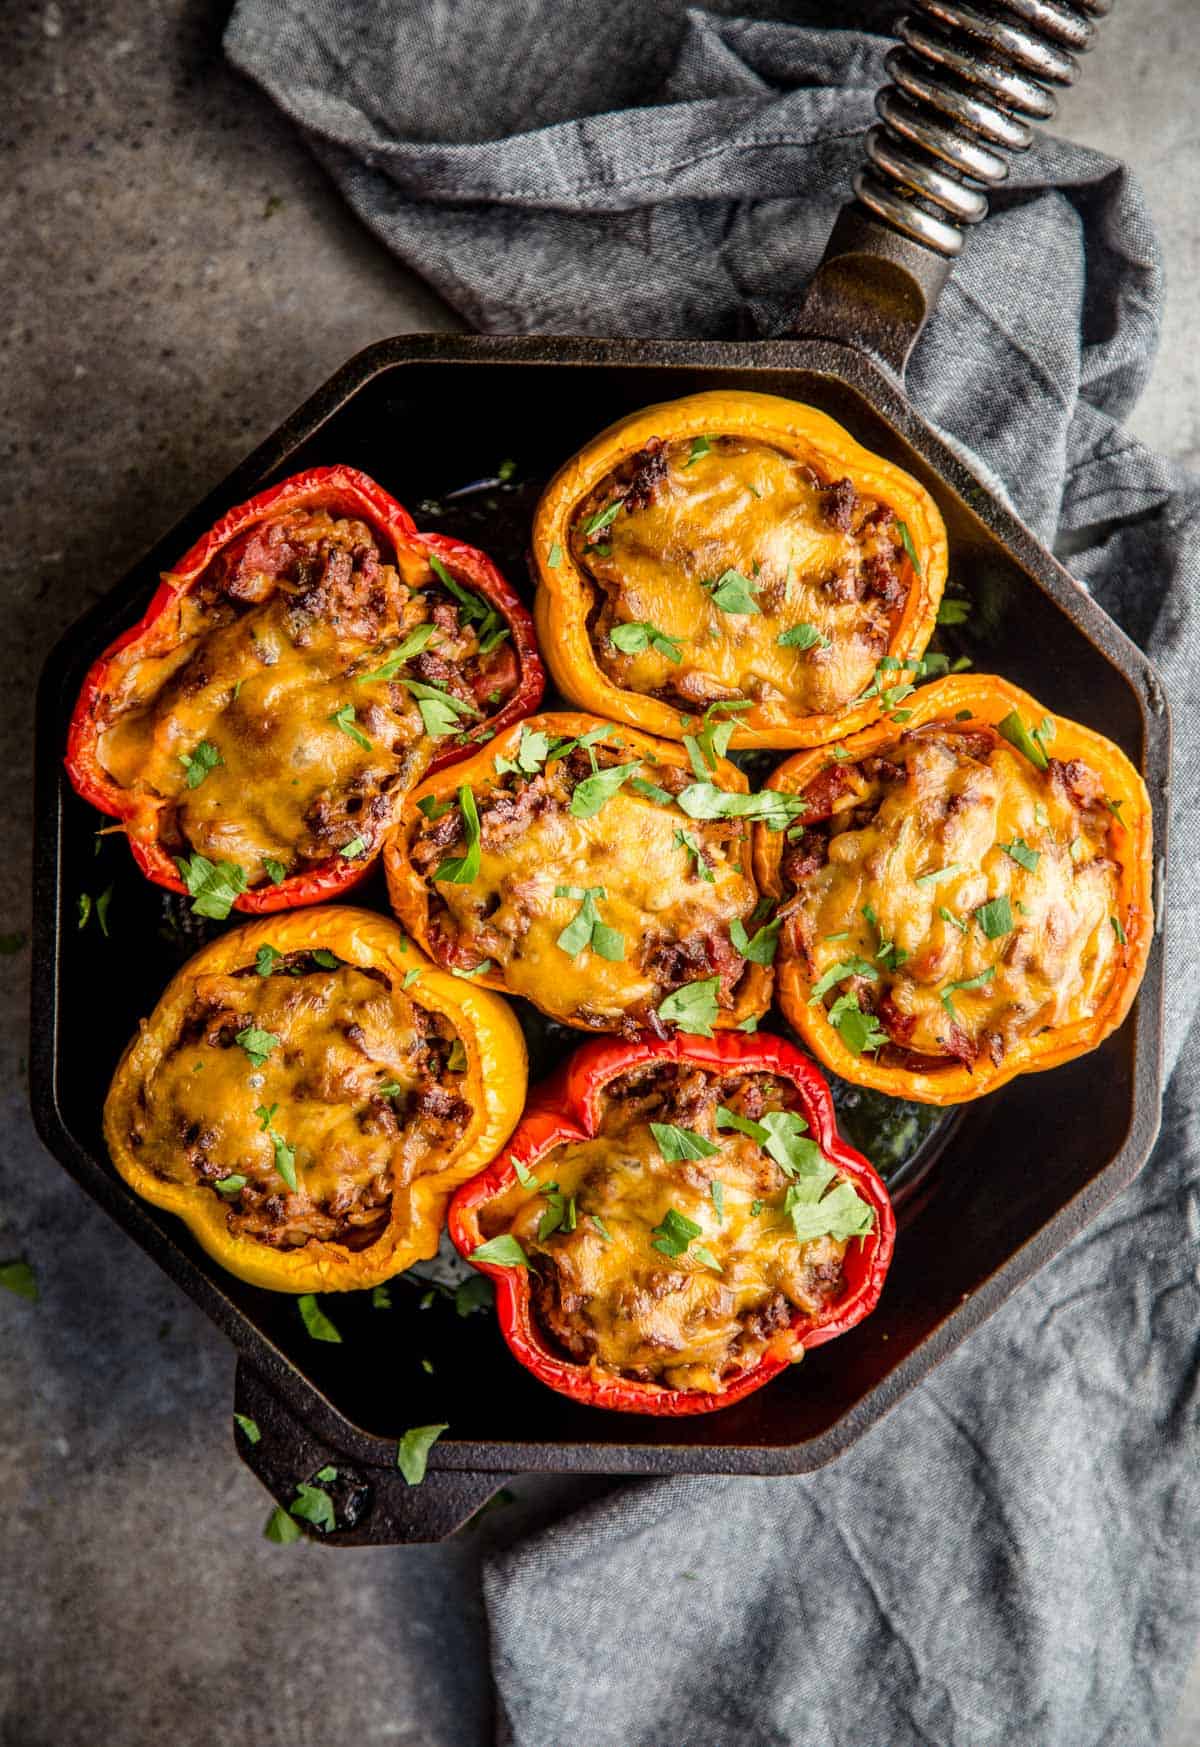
[857,0,1113,257]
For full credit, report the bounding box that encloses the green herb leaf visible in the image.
[179,739,223,789]
[493,724,552,777]
[451,960,493,979]
[914,864,965,888]
[0,1259,38,1302]
[397,1423,449,1487]
[547,542,563,569]
[235,1026,277,1068]
[288,1483,336,1534]
[692,1245,723,1272]
[684,435,712,467]
[434,786,481,884]
[329,702,373,751]
[827,992,888,1055]
[1000,837,1040,872]
[656,976,721,1037]
[703,568,761,615]
[676,783,806,831]
[756,1112,831,1187]
[554,884,623,960]
[896,521,922,575]
[417,794,453,822]
[975,895,1014,940]
[214,1174,246,1196]
[936,597,970,626]
[730,915,781,966]
[174,853,249,920]
[297,1294,342,1343]
[314,1465,338,1483]
[809,957,877,1003]
[428,554,508,650]
[650,1122,720,1162]
[264,858,287,885]
[939,906,968,935]
[609,621,683,663]
[471,1234,529,1268]
[270,1131,297,1192]
[402,969,421,990]
[234,1413,260,1444]
[371,1284,392,1310]
[568,761,638,819]
[630,775,675,806]
[591,1214,614,1244]
[255,1102,278,1132]
[940,965,996,1019]
[710,1181,726,1223]
[789,1179,874,1244]
[446,1038,468,1072]
[255,944,282,977]
[737,1015,760,1033]
[77,893,92,930]
[716,1106,769,1144]
[777,622,828,650]
[674,828,714,883]
[997,709,1050,771]
[263,1506,303,1544]
[650,1207,704,1258]
[355,622,437,684]
[1111,914,1127,945]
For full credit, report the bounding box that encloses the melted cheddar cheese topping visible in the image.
[127,954,469,1250]
[575,436,908,717]
[788,725,1122,1064]
[419,755,757,1030]
[97,510,510,885]
[480,1065,857,1392]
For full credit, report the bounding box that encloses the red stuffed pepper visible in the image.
[449,1031,894,1415]
[66,466,543,915]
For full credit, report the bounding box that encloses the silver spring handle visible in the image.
[856,0,1113,258]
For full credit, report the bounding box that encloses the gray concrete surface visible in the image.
[2,5,1197,1745]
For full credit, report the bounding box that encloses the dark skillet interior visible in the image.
[33,340,1165,1470]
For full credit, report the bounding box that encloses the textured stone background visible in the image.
[2,4,1197,1744]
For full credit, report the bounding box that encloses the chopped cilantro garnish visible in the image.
[861,902,908,971]
[914,864,964,888]
[730,915,781,965]
[716,1105,769,1144]
[311,949,338,969]
[417,794,453,821]
[737,1014,760,1032]
[355,621,437,684]
[631,775,675,806]
[402,678,479,739]
[609,621,683,663]
[340,837,367,860]
[591,1214,614,1244]
[214,1174,246,1196]
[936,597,970,625]
[777,622,828,650]
[997,709,1050,770]
[447,1038,468,1072]
[493,724,552,776]
[546,542,563,568]
[827,992,888,1054]
[450,960,493,979]
[371,1284,392,1310]
[975,895,1014,940]
[402,969,421,990]
[289,1483,336,1534]
[329,702,373,750]
[684,435,713,467]
[428,553,508,652]
[582,499,623,536]
[711,1181,726,1223]
[263,1506,303,1545]
[434,786,480,884]
[235,1026,278,1067]
[568,761,638,819]
[656,976,721,1037]
[940,965,996,1019]
[808,957,877,1003]
[692,1245,723,1273]
[650,1122,720,1162]
[676,783,806,831]
[233,1413,260,1444]
[789,1179,874,1243]
[1000,837,1040,872]
[0,1259,38,1302]
[1111,915,1127,945]
[179,739,223,789]
[455,1275,494,1316]
[174,853,248,920]
[702,568,761,615]
[471,1234,528,1268]
[397,1423,448,1487]
[264,858,287,885]
[297,1294,341,1344]
[896,521,922,575]
[555,884,625,961]
[650,1207,703,1258]
[674,828,714,882]
[939,906,968,934]
[255,944,282,977]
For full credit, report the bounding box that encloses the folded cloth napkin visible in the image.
[227,7,1200,1743]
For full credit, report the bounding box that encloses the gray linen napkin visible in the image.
[227,7,1200,1743]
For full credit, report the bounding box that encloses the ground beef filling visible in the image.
[96,508,518,885]
[571,434,911,718]
[478,1064,859,1392]
[126,951,471,1250]
[780,721,1124,1069]
[410,741,760,1034]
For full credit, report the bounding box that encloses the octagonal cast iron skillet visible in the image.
[31,0,1168,1544]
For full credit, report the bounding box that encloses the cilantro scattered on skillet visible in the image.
[255,945,282,977]
[289,1482,336,1534]
[236,1027,278,1067]
[77,893,91,930]
[178,739,223,789]
[315,1465,338,1483]
[434,786,481,884]
[233,1413,260,1445]
[914,864,965,888]
[940,965,996,1020]
[1111,915,1127,945]
[471,1234,528,1267]
[447,1038,468,1072]
[975,895,1013,940]
[675,828,714,882]
[546,542,563,569]
[493,724,551,776]
[568,762,639,819]
[456,1275,494,1316]
[297,1294,342,1343]
[421,1358,435,1375]
[808,957,877,1003]
[827,993,888,1054]
[730,915,781,965]
[650,1207,703,1258]
[78,885,114,934]
[397,1423,449,1487]
[355,622,437,684]
[174,854,248,919]
[710,1181,726,1223]
[402,678,479,739]
[450,960,493,979]
[417,794,453,821]
[609,621,683,662]
[427,553,509,653]
[896,521,921,574]
[264,858,287,885]
[0,1259,38,1302]
[555,885,625,961]
[702,568,762,615]
[676,783,806,831]
[263,1506,303,1545]
[861,902,908,971]
[936,596,971,626]
[656,976,721,1037]
[683,435,713,467]
[329,702,373,750]
[1000,837,1040,872]
[939,906,968,934]
[650,1122,720,1162]
[997,709,1053,770]
[582,499,623,537]
[371,1284,392,1310]
[777,622,828,650]
[214,1174,246,1196]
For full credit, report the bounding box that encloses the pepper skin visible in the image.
[531,390,947,750]
[103,907,528,1291]
[753,675,1155,1105]
[448,1031,895,1415]
[66,465,543,913]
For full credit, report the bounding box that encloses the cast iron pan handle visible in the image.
[233,1360,513,1544]
[794,0,1114,375]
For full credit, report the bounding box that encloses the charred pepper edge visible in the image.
[101,905,528,1293]
[382,711,773,1034]
[530,390,949,751]
[751,674,1154,1107]
[64,465,544,916]
[447,1031,895,1417]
